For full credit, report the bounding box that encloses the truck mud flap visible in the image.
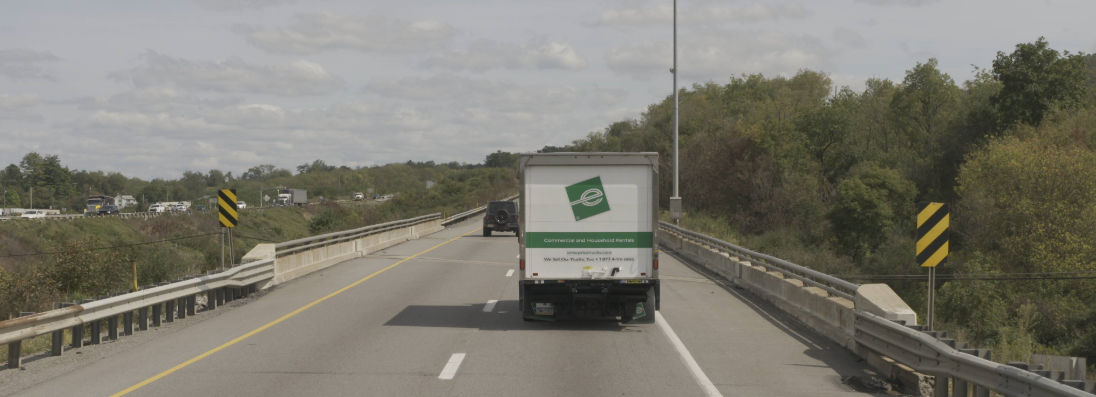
[621,288,657,324]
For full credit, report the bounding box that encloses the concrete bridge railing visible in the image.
[659,223,1093,397]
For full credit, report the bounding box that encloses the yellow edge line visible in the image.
[111,228,476,397]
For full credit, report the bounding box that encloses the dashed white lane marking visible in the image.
[656,312,723,397]
[438,353,466,380]
[483,299,498,312]
[505,269,515,277]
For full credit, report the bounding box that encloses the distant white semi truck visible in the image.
[277,189,307,206]
[518,152,660,323]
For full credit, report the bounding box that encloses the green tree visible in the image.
[797,94,857,183]
[206,169,228,187]
[827,164,916,262]
[889,59,961,198]
[991,37,1088,128]
[957,134,1096,274]
[297,160,335,174]
[484,150,518,168]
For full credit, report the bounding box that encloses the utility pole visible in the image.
[669,0,683,224]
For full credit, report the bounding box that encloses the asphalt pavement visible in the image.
[0,219,887,397]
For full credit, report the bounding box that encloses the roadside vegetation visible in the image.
[0,160,516,319]
[547,38,1095,368]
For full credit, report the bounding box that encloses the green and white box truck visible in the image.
[518,152,659,323]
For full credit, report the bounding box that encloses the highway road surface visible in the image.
[1,218,890,396]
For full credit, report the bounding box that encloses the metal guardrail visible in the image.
[659,221,860,301]
[0,211,205,221]
[0,258,273,362]
[661,222,1093,396]
[440,194,519,226]
[442,205,486,226]
[857,311,1091,397]
[0,209,461,369]
[276,213,441,256]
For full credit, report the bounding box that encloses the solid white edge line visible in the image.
[483,299,498,312]
[438,353,466,380]
[656,312,723,397]
[505,269,515,277]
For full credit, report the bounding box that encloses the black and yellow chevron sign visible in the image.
[218,188,238,228]
[916,202,948,268]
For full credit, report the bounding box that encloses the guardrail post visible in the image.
[216,288,225,306]
[934,375,949,397]
[90,320,101,344]
[152,303,163,326]
[6,341,20,369]
[137,307,148,331]
[51,330,64,356]
[953,378,968,397]
[176,297,186,319]
[186,295,196,316]
[207,291,217,310]
[107,315,119,341]
[72,324,84,348]
[123,311,134,336]
[165,300,175,323]
[958,348,991,397]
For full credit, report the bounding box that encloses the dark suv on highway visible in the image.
[483,201,519,237]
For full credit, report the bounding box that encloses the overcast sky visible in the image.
[2,0,1094,179]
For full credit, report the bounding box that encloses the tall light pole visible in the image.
[669,0,682,224]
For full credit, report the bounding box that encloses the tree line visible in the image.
[515,37,1096,363]
[0,153,509,213]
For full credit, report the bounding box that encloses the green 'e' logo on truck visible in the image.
[566,176,610,221]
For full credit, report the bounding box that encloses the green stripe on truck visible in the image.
[524,232,653,248]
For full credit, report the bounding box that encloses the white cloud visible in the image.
[607,30,828,81]
[365,74,619,114]
[236,13,455,54]
[855,0,939,6]
[0,94,40,109]
[597,2,810,26]
[194,0,297,11]
[52,69,624,177]
[0,49,60,80]
[423,40,587,71]
[81,87,242,114]
[110,51,344,96]
[0,94,43,122]
[833,28,867,49]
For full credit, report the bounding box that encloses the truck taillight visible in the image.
[520,259,525,270]
[653,257,659,270]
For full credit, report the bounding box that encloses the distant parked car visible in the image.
[97,205,120,215]
[20,210,46,219]
[149,204,166,213]
[353,192,365,201]
[237,200,247,209]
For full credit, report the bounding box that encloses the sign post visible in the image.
[916,202,949,330]
[218,189,238,270]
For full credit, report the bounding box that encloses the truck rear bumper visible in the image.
[519,279,658,323]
